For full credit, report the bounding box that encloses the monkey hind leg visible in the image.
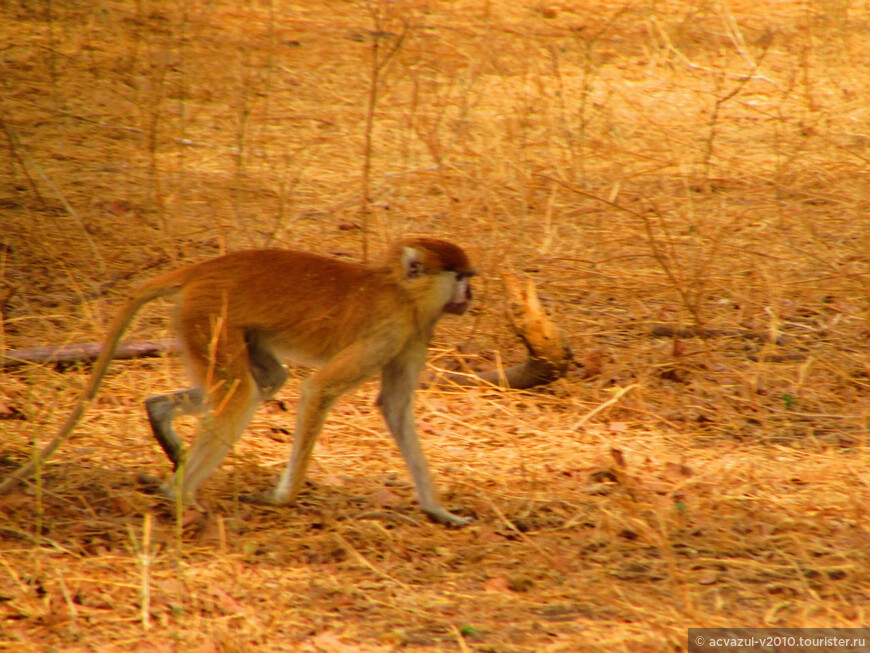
[145,388,204,469]
[156,316,266,504]
[164,374,259,505]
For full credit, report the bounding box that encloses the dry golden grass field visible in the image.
[2,0,870,651]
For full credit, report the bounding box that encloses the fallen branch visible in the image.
[1,339,177,370]
[649,324,806,362]
[650,324,790,345]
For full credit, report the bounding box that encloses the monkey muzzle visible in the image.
[444,277,473,315]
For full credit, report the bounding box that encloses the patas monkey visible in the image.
[2,238,475,526]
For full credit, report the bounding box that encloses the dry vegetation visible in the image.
[2,0,870,651]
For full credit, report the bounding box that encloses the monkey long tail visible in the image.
[0,276,183,494]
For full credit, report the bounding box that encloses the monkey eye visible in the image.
[407,261,425,278]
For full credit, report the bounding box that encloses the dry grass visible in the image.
[2,0,870,650]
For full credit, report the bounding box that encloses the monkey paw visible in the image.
[137,473,205,510]
[425,506,473,528]
[136,472,164,494]
[239,490,287,506]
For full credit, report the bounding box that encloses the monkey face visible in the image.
[443,273,473,315]
[398,239,475,317]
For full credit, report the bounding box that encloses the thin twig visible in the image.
[360,6,409,261]
[573,384,638,430]
[334,532,410,590]
[0,114,105,272]
[538,174,703,324]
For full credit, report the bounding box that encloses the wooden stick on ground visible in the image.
[1,339,178,370]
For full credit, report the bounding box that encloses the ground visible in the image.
[1,1,869,651]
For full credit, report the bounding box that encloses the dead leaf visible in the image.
[507,575,535,592]
[137,639,176,653]
[310,631,392,653]
[610,447,626,468]
[181,508,206,528]
[210,585,243,615]
[110,496,134,516]
[190,641,220,653]
[664,461,693,479]
[0,397,25,420]
[483,576,510,593]
[0,491,33,509]
[370,488,402,508]
[474,524,502,544]
[579,346,605,377]
[197,515,223,545]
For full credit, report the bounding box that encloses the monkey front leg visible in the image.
[254,378,471,526]
[378,357,472,527]
[243,374,348,507]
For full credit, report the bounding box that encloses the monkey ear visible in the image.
[401,246,425,279]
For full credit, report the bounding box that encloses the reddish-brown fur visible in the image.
[0,238,475,526]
